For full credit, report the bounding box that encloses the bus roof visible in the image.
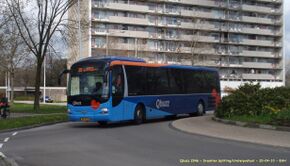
[166,64,218,72]
[75,55,145,64]
[73,56,218,72]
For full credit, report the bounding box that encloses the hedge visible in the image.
[215,83,290,125]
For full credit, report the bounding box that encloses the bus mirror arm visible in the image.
[103,69,110,84]
[58,69,70,85]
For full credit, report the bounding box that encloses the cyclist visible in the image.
[0,93,9,119]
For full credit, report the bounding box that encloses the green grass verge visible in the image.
[225,114,290,127]
[0,114,68,131]
[226,115,274,125]
[10,103,67,114]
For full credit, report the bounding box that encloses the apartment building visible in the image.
[68,0,285,93]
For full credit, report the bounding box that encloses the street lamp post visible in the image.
[134,38,138,58]
[78,0,82,59]
[43,49,61,104]
[106,33,109,56]
[43,55,46,104]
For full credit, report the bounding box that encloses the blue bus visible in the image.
[66,56,220,125]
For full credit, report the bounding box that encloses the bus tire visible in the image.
[165,115,177,120]
[196,101,205,116]
[98,121,107,126]
[134,105,145,125]
[189,101,204,117]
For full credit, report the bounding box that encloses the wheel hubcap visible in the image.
[137,110,142,119]
[198,104,203,114]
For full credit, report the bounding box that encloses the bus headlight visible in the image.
[101,108,109,114]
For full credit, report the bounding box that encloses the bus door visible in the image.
[111,65,125,121]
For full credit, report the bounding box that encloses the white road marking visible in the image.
[0,144,3,149]
[0,152,6,158]
[4,138,9,143]
[12,132,18,136]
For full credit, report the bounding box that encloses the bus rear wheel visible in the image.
[165,115,177,120]
[196,102,204,116]
[190,101,204,117]
[134,105,145,125]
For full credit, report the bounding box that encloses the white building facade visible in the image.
[68,0,285,94]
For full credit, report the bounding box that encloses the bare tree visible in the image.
[5,0,77,111]
[190,19,211,66]
[0,21,30,102]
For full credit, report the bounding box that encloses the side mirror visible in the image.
[58,69,70,85]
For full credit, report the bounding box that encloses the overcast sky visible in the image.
[285,0,290,60]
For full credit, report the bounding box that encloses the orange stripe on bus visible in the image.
[110,61,167,67]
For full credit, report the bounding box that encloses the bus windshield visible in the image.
[69,62,109,99]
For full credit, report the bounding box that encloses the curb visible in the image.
[170,117,290,149]
[212,117,290,132]
[0,120,68,134]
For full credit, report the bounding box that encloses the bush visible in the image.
[216,83,290,121]
[274,109,290,126]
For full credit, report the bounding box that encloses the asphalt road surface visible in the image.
[1,118,290,166]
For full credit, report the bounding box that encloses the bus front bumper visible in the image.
[68,114,111,122]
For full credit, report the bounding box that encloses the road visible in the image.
[1,117,290,166]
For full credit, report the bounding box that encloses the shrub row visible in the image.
[215,83,290,125]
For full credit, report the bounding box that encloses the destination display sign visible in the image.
[77,67,97,73]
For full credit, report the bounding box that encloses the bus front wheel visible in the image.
[98,121,107,126]
[134,105,145,125]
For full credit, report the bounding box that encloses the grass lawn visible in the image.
[10,103,67,114]
[0,114,68,131]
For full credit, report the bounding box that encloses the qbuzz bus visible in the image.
[65,56,221,125]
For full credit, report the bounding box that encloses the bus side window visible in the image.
[111,65,124,107]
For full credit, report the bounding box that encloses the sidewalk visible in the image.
[3,113,65,119]
[14,101,66,106]
[9,113,35,118]
[171,115,290,148]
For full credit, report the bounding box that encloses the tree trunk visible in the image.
[10,71,14,103]
[34,58,43,112]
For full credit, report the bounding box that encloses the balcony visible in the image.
[194,61,220,67]
[241,16,273,24]
[179,35,218,43]
[179,0,217,7]
[240,39,275,47]
[107,29,149,39]
[180,10,213,19]
[241,51,279,58]
[243,28,277,36]
[242,62,274,69]
[242,74,275,80]
[97,2,149,13]
[180,22,215,30]
[180,47,216,54]
[97,16,148,26]
[256,0,282,3]
[242,4,282,14]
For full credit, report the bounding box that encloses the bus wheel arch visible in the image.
[134,103,146,124]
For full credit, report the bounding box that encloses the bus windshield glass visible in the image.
[69,62,109,99]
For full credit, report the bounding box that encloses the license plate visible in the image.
[80,118,90,122]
